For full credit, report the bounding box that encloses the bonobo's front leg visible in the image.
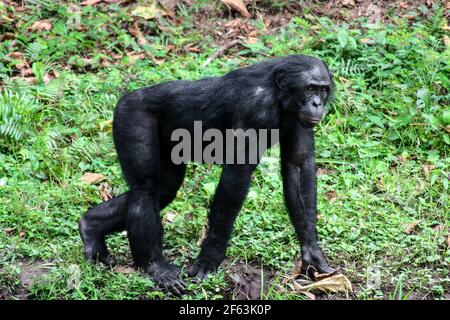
[188,164,256,279]
[280,122,335,277]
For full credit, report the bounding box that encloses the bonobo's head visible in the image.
[275,55,333,127]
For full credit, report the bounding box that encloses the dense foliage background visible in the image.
[0,0,448,300]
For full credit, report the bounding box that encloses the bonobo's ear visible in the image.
[275,70,286,89]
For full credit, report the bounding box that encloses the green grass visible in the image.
[0,1,449,300]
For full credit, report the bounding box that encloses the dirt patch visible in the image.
[0,260,52,300]
[222,259,273,300]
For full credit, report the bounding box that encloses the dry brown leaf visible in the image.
[98,119,112,132]
[221,0,250,18]
[21,68,33,77]
[443,35,450,48]
[158,0,177,16]
[131,1,169,20]
[98,182,112,201]
[30,19,52,31]
[293,287,316,300]
[422,163,435,180]
[23,77,37,84]
[342,0,355,7]
[5,227,16,235]
[197,220,210,246]
[398,1,409,9]
[246,37,258,45]
[293,274,352,294]
[80,0,103,6]
[152,57,166,65]
[445,125,450,134]
[8,52,23,59]
[129,21,148,46]
[114,266,135,274]
[19,231,26,239]
[185,45,202,53]
[326,190,337,203]
[404,220,420,235]
[43,73,53,85]
[80,172,106,184]
[127,52,145,65]
[163,211,177,223]
[446,235,450,248]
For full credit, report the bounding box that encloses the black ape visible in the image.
[79,55,336,294]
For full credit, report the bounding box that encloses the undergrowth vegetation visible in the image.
[0,1,448,300]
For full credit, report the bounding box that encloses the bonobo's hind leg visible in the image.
[113,101,185,295]
[79,193,128,266]
[79,162,185,264]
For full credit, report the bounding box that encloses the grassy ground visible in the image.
[0,1,449,300]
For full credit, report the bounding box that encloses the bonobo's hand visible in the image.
[147,261,187,296]
[186,261,217,282]
[301,246,336,278]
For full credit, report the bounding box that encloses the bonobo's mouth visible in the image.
[298,113,321,125]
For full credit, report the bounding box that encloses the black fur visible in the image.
[79,55,335,294]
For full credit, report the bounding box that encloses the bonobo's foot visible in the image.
[186,260,219,281]
[147,261,186,296]
[301,246,336,278]
[79,219,116,267]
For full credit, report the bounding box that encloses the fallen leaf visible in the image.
[245,36,258,45]
[23,77,37,84]
[326,190,337,203]
[126,52,145,65]
[221,0,250,18]
[98,182,112,201]
[446,235,450,248]
[21,68,33,77]
[129,21,148,46]
[185,45,202,53]
[43,72,53,85]
[80,0,103,5]
[443,35,450,48]
[5,227,16,235]
[158,0,177,16]
[98,119,112,132]
[163,210,177,223]
[30,19,52,31]
[404,220,420,235]
[397,1,409,9]
[19,231,26,239]
[197,220,209,246]
[296,289,316,300]
[422,163,435,180]
[114,266,135,274]
[7,52,24,59]
[293,274,353,294]
[131,0,168,20]
[445,125,450,134]
[342,0,355,7]
[80,172,106,184]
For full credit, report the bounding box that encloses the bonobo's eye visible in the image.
[320,87,328,95]
[305,86,314,96]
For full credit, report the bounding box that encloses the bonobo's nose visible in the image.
[312,96,322,108]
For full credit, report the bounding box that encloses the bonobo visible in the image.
[79,55,336,294]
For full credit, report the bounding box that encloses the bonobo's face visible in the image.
[294,65,331,126]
